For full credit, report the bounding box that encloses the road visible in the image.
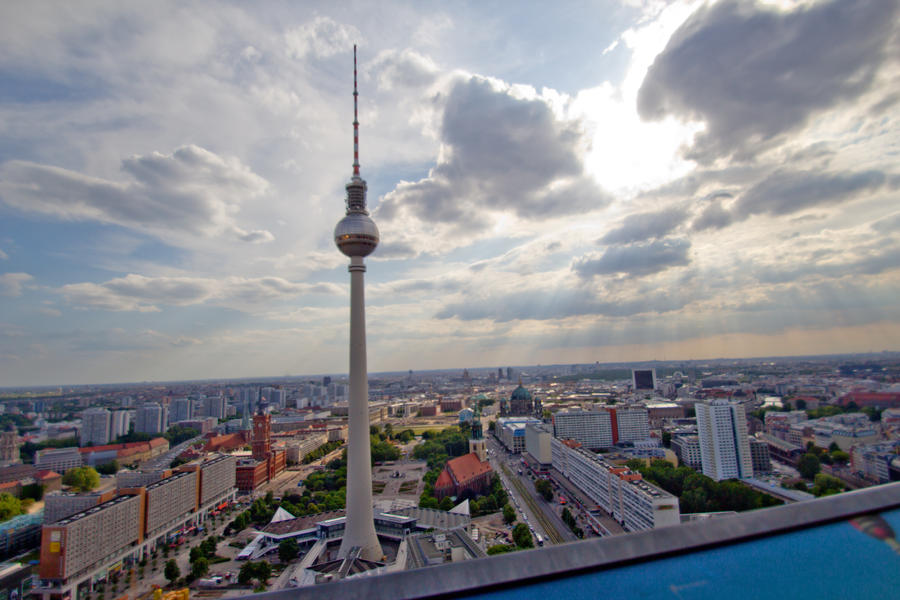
[142,436,203,470]
[486,437,575,546]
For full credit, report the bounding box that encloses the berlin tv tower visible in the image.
[334,45,383,561]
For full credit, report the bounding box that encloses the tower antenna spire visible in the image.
[353,44,360,178]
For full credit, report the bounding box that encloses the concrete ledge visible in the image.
[250,482,900,600]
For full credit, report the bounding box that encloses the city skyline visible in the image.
[1,0,899,387]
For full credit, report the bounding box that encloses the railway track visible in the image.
[500,463,565,545]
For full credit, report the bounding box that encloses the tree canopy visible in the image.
[798,453,821,480]
[62,466,100,492]
[503,503,516,524]
[512,523,533,548]
[630,460,782,513]
[238,561,271,586]
[164,559,180,584]
[534,479,553,502]
[0,494,26,522]
[278,538,300,563]
[811,473,845,497]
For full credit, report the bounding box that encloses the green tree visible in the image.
[20,483,44,501]
[278,538,300,563]
[831,450,850,465]
[661,431,672,448]
[238,561,271,586]
[487,544,515,555]
[164,425,200,446]
[512,523,533,548]
[163,559,180,585]
[862,406,882,422]
[798,453,821,480]
[534,479,553,502]
[190,557,208,579]
[95,460,119,475]
[502,503,516,525]
[0,494,25,522]
[625,459,645,472]
[811,473,845,497]
[418,495,439,509]
[62,466,100,492]
[371,436,401,463]
[438,496,455,511]
[795,398,807,410]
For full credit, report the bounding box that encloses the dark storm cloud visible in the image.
[375,76,610,225]
[637,0,898,163]
[600,207,687,244]
[574,237,691,278]
[736,169,887,217]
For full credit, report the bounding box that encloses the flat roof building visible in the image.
[696,399,753,481]
[551,439,679,532]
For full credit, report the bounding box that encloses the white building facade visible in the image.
[696,399,753,481]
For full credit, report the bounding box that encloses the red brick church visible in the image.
[434,452,493,500]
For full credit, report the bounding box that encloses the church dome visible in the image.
[510,385,532,402]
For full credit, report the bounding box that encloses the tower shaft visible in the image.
[338,255,382,560]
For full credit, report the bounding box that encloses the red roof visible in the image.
[148,438,168,448]
[79,443,121,454]
[434,469,454,491]
[446,453,492,485]
[34,470,61,480]
[840,392,900,407]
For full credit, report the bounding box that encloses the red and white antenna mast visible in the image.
[352,44,360,178]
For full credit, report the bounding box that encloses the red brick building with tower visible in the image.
[235,411,286,492]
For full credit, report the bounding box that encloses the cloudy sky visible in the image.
[1,0,898,386]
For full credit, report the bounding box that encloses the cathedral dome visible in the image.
[510,385,532,402]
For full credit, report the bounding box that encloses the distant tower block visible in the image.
[333,45,383,562]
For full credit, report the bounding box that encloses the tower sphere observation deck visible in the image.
[334,179,379,258]
[334,42,378,259]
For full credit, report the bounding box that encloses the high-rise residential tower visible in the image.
[333,45,382,561]
[135,403,167,434]
[696,399,753,481]
[80,407,111,446]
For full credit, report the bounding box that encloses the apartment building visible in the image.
[135,403,167,434]
[551,439,680,532]
[749,438,772,475]
[40,493,143,585]
[36,455,237,600]
[80,408,110,447]
[696,399,753,481]
[34,448,82,473]
[671,435,702,469]
[496,417,541,453]
[143,470,198,538]
[524,423,553,468]
[552,406,650,450]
